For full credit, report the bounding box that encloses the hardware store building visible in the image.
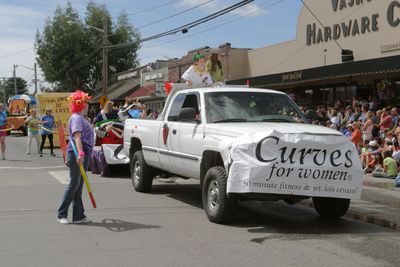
[228,0,400,107]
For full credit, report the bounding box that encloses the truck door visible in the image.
[157,93,186,173]
[169,92,203,178]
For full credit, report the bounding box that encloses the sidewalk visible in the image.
[304,176,400,230]
[350,176,400,230]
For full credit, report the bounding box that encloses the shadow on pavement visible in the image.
[78,218,160,232]
[148,182,391,235]
[151,183,203,209]
[98,165,131,179]
[231,201,391,239]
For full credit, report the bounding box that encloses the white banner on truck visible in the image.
[227,131,363,199]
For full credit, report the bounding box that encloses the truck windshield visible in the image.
[205,91,306,124]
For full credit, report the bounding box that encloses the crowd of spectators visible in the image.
[301,96,400,179]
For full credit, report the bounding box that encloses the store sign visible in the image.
[117,71,137,81]
[381,41,400,53]
[306,0,400,46]
[145,72,163,81]
[282,71,303,82]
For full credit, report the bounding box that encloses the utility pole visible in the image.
[34,63,38,95]
[13,65,17,95]
[102,20,108,97]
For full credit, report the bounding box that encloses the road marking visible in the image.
[0,166,67,170]
[49,171,70,184]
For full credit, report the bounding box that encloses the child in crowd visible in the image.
[371,150,398,178]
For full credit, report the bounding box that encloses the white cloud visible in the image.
[0,4,46,20]
[232,3,268,17]
[0,4,47,37]
[178,0,267,17]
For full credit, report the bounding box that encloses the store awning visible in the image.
[227,55,400,88]
[127,84,156,100]
[91,79,140,103]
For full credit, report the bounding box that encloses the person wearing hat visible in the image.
[40,107,56,157]
[182,53,213,86]
[206,48,224,83]
[57,90,94,224]
[127,102,147,119]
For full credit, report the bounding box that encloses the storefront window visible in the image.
[336,87,345,100]
[347,85,357,99]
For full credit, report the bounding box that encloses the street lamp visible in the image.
[13,64,38,95]
[67,20,108,97]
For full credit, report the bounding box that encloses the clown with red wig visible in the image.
[57,90,94,225]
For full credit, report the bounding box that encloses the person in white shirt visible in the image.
[182,53,213,86]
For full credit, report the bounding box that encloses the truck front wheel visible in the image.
[312,197,350,219]
[202,166,237,224]
[130,151,154,192]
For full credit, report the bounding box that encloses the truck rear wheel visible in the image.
[130,151,154,192]
[202,166,237,224]
[312,197,350,219]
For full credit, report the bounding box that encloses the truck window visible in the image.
[205,92,306,123]
[168,94,186,121]
[168,93,200,122]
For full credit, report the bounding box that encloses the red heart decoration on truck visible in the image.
[162,125,169,145]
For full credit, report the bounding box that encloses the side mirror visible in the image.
[179,107,198,123]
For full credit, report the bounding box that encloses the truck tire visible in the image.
[312,197,350,219]
[202,166,237,224]
[130,151,154,192]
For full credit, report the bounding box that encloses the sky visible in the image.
[0,0,303,92]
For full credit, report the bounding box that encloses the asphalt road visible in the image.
[0,135,399,267]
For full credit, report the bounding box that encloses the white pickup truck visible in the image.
[123,85,363,224]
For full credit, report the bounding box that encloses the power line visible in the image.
[127,0,181,16]
[69,48,102,73]
[103,0,214,40]
[0,47,34,59]
[108,0,254,50]
[299,0,343,50]
[144,0,254,42]
[138,0,215,29]
[140,0,281,50]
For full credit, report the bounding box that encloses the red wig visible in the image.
[69,90,91,113]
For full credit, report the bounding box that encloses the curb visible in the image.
[344,209,399,231]
[300,200,399,231]
[362,176,396,189]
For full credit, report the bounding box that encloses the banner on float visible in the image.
[36,93,71,148]
[227,131,363,199]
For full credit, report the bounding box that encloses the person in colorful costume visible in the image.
[182,53,213,86]
[206,49,224,83]
[57,90,94,225]
[94,101,123,145]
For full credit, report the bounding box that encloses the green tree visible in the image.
[4,77,28,97]
[35,2,141,93]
